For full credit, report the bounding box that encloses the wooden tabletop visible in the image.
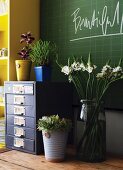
[0,150,123,170]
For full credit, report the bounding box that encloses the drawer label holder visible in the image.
[14,95,25,105]
[14,138,24,148]
[13,85,33,94]
[14,127,25,137]
[14,116,25,126]
[14,106,26,116]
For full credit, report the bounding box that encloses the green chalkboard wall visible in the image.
[41,0,123,109]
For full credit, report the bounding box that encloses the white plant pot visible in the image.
[42,130,68,162]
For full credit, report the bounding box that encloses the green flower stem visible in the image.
[96,80,100,100]
[76,76,84,97]
[90,73,95,99]
[95,80,106,102]
[78,114,105,161]
[77,115,97,151]
[72,76,82,99]
[84,122,96,156]
[96,78,107,102]
[90,122,98,160]
[86,73,91,99]
[97,77,122,104]
[77,102,103,152]
[78,72,87,98]
[72,75,85,99]
[55,57,63,68]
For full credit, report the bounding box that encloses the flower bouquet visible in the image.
[57,54,123,162]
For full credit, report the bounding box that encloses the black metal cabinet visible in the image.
[4,81,73,154]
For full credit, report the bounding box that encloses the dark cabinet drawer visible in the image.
[7,105,35,117]
[6,135,35,152]
[7,125,35,140]
[6,94,34,105]
[7,115,35,129]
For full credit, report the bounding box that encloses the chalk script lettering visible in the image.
[71,1,123,36]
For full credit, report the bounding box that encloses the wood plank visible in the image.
[0,148,9,153]
[0,159,29,170]
[0,150,123,170]
[0,57,8,60]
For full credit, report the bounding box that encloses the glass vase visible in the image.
[77,100,106,162]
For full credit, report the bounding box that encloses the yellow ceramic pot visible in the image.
[15,60,32,81]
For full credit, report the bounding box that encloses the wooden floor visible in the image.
[0,149,123,170]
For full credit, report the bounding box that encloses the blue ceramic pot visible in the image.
[34,66,51,82]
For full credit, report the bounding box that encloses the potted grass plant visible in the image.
[37,115,72,162]
[29,39,57,81]
[15,32,35,81]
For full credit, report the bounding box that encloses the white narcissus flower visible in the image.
[71,62,81,71]
[112,66,123,77]
[61,66,72,75]
[96,73,104,78]
[80,63,86,71]
[71,61,86,71]
[101,65,112,74]
[86,66,93,73]
[96,65,112,79]
[113,66,122,73]
[86,63,97,73]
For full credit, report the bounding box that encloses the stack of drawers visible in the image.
[5,81,40,154]
[4,81,73,154]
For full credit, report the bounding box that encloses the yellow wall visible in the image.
[9,0,40,80]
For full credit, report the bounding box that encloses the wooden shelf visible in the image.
[0,102,4,106]
[0,56,8,60]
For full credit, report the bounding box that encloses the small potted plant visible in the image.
[37,115,72,162]
[29,39,57,81]
[15,32,35,81]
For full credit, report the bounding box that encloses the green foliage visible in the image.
[30,39,57,66]
[37,115,72,132]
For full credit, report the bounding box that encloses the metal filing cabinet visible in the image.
[4,81,73,154]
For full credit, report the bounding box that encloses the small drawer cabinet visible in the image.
[4,81,73,154]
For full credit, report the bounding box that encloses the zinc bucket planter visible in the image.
[34,66,51,82]
[15,60,32,81]
[42,130,68,162]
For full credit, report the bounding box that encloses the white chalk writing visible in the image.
[70,1,123,41]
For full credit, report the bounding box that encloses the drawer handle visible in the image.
[15,134,24,138]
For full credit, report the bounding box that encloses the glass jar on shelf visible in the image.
[1,48,8,57]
